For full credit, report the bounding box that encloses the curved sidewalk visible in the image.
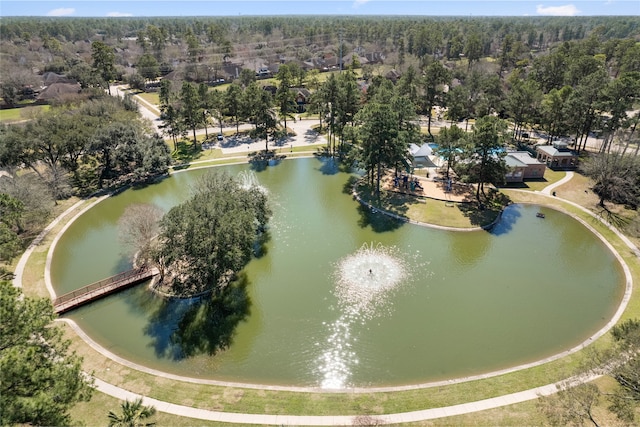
[540,171,574,195]
[93,375,580,425]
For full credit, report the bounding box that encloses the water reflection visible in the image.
[317,243,415,388]
[446,231,491,269]
[141,274,252,360]
[490,203,522,236]
[356,203,405,233]
[174,275,251,358]
[317,157,341,175]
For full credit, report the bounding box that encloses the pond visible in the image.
[51,157,625,388]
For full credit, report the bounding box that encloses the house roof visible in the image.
[386,69,401,79]
[221,64,244,79]
[505,155,527,168]
[341,53,369,66]
[37,82,81,100]
[506,151,545,166]
[42,72,76,85]
[292,88,311,98]
[364,52,385,63]
[409,143,433,158]
[536,145,578,158]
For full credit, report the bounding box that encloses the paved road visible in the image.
[111,85,163,134]
[216,116,328,155]
[112,85,329,154]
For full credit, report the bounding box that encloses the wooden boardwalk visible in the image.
[53,266,158,315]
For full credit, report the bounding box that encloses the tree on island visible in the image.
[152,170,271,297]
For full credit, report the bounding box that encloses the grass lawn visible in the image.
[136,91,159,106]
[420,126,441,136]
[0,104,50,123]
[358,186,501,229]
[498,169,566,192]
[69,390,224,427]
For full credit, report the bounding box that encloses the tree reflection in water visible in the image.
[143,273,251,360]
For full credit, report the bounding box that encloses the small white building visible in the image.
[409,143,438,169]
[536,141,579,170]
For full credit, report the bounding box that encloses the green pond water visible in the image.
[51,157,625,388]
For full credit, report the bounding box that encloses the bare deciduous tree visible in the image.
[118,203,163,266]
[537,380,602,427]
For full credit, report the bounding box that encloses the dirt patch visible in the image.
[208,394,224,410]
[381,172,475,202]
[222,387,244,404]
[125,379,152,395]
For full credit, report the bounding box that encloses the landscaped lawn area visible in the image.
[0,104,50,123]
[136,91,160,106]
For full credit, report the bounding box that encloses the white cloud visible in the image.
[107,12,134,17]
[536,4,581,16]
[46,8,75,17]
[353,0,370,8]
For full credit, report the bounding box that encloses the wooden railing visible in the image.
[53,266,157,314]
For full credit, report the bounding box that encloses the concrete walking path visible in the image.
[92,375,584,425]
[540,171,574,195]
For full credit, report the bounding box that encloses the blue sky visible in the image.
[0,1,638,17]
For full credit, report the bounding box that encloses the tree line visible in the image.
[2,15,639,108]
[2,17,639,263]
[0,93,172,264]
[2,15,638,50]
[152,29,639,208]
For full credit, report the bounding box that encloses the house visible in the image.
[220,63,244,81]
[385,69,401,83]
[262,85,277,96]
[36,82,81,102]
[504,151,546,183]
[341,53,369,68]
[364,52,385,64]
[41,72,76,86]
[161,69,185,82]
[292,88,311,112]
[301,58,322,71]
[536,141,579,170]
[409,143,438,169]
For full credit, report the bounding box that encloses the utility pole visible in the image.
[339,28,343,73]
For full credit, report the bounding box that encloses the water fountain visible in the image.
[334,242,408,316]
[236,170,267,193]
[317,243,412,388]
